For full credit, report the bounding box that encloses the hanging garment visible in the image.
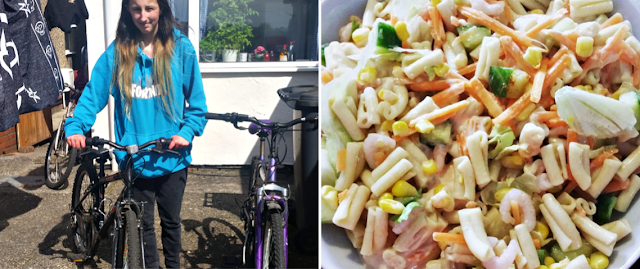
[0,0,64,132]
[43,0,88,33]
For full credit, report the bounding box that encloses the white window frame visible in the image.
[187,0,319,73]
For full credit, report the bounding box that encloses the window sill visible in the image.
[199,61,319,73]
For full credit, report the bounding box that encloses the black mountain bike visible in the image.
[67,136,178,268]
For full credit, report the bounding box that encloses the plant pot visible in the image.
[237,52,248,62]
[200,50,216,62]
[221,49,238,62]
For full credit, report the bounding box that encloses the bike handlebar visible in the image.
[205,112,318,131]
[84,136,180,156]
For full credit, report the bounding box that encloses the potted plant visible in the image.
[200,30,217,62]
[208,0,258,62]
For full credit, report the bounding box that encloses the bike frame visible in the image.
[71,150,146,269]
[253,128,289,269]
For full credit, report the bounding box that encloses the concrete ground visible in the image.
[0,136,318,268]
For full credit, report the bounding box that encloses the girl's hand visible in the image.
[169,135,190,150]
[67,134,86,149]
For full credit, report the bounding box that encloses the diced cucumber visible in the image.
[548,239,593,262]
[594,193,617,225]
[395,201,423,223]
[321,43,328,66]
[489,66,514,98]
[420,120,452,146]
[456,25,491,51]
[489,66,530,98]
[618,91,640,130]
[537,249,546,265]
[377,22,402,49]
[351,16,361,36]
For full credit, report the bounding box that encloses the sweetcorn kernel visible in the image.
[576,36,594,58]
[358,66,378,84]
[392,121,410,136]
[395,21,410,42]
[422,160,438,175]
[415,119,435,134]
[536,221,550,240]
[378,198,405,214]
[392,180,419,197]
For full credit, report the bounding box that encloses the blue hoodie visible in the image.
[65,29,208,178]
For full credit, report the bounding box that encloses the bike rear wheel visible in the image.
[115,209,143,269]
[69,164,99,258]
[262,210,285,269]
[45,126,77,189]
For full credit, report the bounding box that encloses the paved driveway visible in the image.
[0,146,318,268]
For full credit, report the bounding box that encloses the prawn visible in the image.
[500,188,536,231]
[363,134,396,169]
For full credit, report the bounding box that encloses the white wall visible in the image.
[84,0,318,166]
[194,73,317,165]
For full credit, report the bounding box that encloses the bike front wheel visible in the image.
[45,126,77,189]
[69,163,99,258]
[115,209,143,269]
[262,210,285,269]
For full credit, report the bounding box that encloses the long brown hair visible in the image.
[112,0,182,121]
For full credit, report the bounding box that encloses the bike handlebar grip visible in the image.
[85,137,95,148]
[305,112,319,121]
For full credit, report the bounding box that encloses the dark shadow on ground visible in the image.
[0,187,42,233]
[37,212,115,269]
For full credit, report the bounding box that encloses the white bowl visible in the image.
[320,0,640,268]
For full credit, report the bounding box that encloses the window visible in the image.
[197,0,319,64]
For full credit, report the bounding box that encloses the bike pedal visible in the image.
[67,253,90,263]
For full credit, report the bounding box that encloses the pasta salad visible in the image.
[320,0,640,268]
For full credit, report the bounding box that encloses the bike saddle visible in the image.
[248,120,272,135]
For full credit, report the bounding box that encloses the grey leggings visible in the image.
[132,168,187,269]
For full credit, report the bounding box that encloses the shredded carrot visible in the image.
[392,129,418,142]
[433,232,467,245]
[432,83,466,107]
[402,40,411,49]
[391,15,398,26]
[550,105,558,111]
[429,6,445,49]
[525,8,568,38]
[501,36,537,76]
[542,54,571,93]
[602,178,632,194]
[465,78,505,118]
[458,62,477,76]
[493,91,532,126]
[410,79,452,91]
[536,111,559,123]
[460,6,535,48]
[563,181,578,194]
[337,149,347,172]
[549,46,569,67]
[533,238,542,249]
[374,152,387,167]
[590,149,619,171]
[458,132,468,156]
[412,100,470,126]
[546,118,569,128]
[547,31,576,52]
[511,200,522,225]
[430,101,470,125]
[504,2,512,25]
[601,13,623,29]
[564,0,571,16]
[338,189,349,203]
[530,59,549,103]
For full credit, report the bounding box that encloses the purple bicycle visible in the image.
[205,112,317,269]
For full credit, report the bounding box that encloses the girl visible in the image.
[65,0,208,268]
